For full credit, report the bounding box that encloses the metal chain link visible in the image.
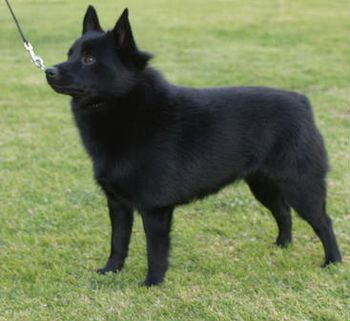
[24,41,46,71]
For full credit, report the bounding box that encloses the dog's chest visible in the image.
[92,152,137,201]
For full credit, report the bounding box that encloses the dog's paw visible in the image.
[96,259,123,275]
[275,235,292,248]
[321,256,342,268]
[96,266,117,274]
[141,279,160,287]
[141,276,163,287]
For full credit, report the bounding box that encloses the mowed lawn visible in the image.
[0,0,349,320]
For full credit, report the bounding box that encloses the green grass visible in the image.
[0,0,349,320]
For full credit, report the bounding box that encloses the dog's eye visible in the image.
[81,55,96,65]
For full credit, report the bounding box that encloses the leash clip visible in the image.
[24,41,46,71]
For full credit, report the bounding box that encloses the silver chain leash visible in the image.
[4,0,46,72]
[24,41,46,71]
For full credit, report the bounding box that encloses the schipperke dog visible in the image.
[46,5,342,286]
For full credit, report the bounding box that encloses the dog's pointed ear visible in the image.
[112,8,136,50]
[82,5,102,34]
[113,8,152,69]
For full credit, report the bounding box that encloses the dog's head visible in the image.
[46,6,152,102]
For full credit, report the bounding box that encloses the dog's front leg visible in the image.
[96,199,134,274]
[141,206,174,286]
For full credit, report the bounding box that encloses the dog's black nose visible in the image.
[45,67,59,79]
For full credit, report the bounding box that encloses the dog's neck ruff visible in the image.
[88,102,104,109]
[73,97,106,111]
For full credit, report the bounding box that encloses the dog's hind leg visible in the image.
[281,177,342,266]
[246,173,292,247]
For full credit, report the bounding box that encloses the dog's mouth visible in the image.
[48,83,87,97]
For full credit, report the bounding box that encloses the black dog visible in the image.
[46,5,342,286]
